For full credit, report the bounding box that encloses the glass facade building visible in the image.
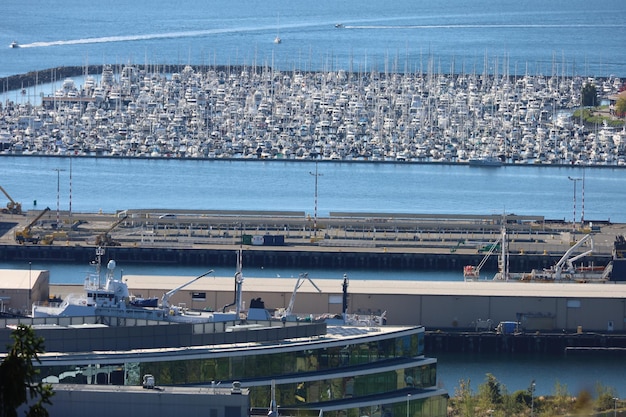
[36,325,448,416]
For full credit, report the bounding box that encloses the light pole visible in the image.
[614,397,619,417]
[53,168,66,229]
[28,261,32,311]
[309,163,322,239]
[568,176,581,232]
[406,393,411,417]
[530,380,536,417]
[581,168,585,225]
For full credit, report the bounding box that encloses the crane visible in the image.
[95,215,128,246]
[161,269,214,309]
[553,234,594,280]
[464,235,502,280]
[15,207,51,244]
[282,272,322,318]
[0,185,22,214]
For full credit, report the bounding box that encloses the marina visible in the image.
[0,65,624,165]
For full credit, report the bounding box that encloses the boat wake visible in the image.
[344,23,625,30]
[16,22,314,49]
[15,21,623,48]
[17,28,256,48]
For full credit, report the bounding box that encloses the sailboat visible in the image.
[273,13,281,44]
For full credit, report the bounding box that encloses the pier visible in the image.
[425,330,626,355]
[0,210,618,272]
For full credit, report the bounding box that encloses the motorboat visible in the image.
[468,155,503,167]
[9,41,19,48]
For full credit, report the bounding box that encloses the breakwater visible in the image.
[1,64,236,93]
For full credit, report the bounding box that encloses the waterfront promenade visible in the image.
[1,65,624,165]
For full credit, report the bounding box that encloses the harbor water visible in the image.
[2,157,626,223]
[2,0,626,79]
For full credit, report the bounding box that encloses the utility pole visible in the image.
[53,168,66,229]
[581,168,585,226]
[309,162,322,239]
[69,157,73,223]
[568,176,581,232]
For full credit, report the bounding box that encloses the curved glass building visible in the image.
[15,319,448,417]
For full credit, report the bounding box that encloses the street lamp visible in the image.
[406,393,411,417]
[309,163,322,239]
[568,176,581,232]
[614,397,619,417]
[53,168,66,229]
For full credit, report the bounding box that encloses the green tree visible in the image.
[615,96,626,118]
[594,382,619,412]
[0,324,54,417]
[477,373,503,407]
[581,83,598,107]
[450,378,476,417]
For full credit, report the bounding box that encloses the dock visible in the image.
[0,209,620,272]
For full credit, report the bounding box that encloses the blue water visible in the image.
[2,0,626,79]
[436,352,626,398]
[1,157,625,222]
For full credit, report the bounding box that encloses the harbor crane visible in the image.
[0,185,22,214]
[553,234,594,280]
[463,235,502,280]
[161,270,214,309]
[94,215,128,246]
[282,272,322,319]
[15,207,51,244]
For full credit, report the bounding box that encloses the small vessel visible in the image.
[468,155,503,167]
[32,247,239,322]
[9,41,19,49]
[335,23,344,28]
